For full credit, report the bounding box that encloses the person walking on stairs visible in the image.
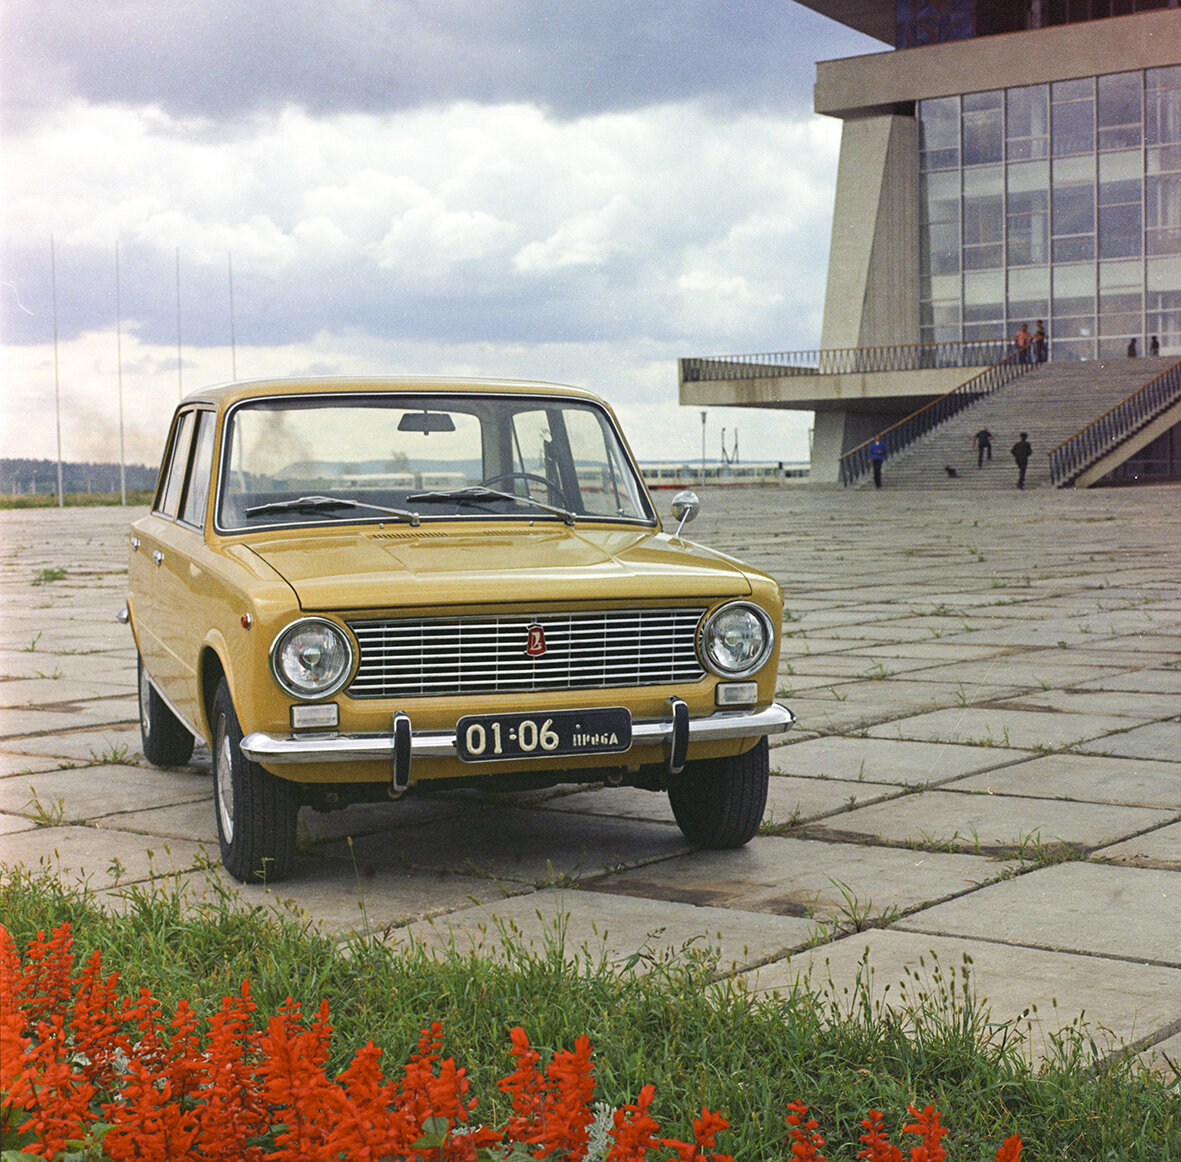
[1011,432,1032,489]
[868,434,887,489]
[973,427,993,468]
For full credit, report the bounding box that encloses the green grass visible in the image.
[1,867,1177,1159]
[0,490,154,509]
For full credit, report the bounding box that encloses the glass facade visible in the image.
[919,66,1181,359]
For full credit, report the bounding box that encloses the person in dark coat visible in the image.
[868,434,887,489]
[1011,432,1032,489]
[973,427,993,468]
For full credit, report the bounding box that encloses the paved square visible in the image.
[2,488,1179,1073]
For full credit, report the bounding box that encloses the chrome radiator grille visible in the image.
[347,608,706,698]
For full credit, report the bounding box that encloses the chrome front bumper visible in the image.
[241,702,794,766]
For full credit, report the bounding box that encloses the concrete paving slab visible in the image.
[0,702,139,736]
[1075,669,1181,694]
[0,825,212,890]
[867,707,1137,750]
[582,836,1016,925]
[771,734,1030,785]
[1142,1031,1181,1079]
[0,813,36,836]
[1,724,147,762]
[742,930,1181,1065]
[319,805,690,885]
[1105,633,1181,654]
[0,678,133,705]
[897,862,1181,967]
[1082,720,1181,761]
[999,688,1181,718]
[0,764,211,823]
[775,696,912,733]
[953,753,1181,808]
[390,887,817,973]
[813,788,1173,853]
[0,751,66,777]
[1095,822,1181,870]
[901,659,1130,689]
[93,798,218,844]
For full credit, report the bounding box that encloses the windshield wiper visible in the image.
[407,485,576,525]
[243,494,420,526]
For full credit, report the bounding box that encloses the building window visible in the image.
[918,67,1181,358]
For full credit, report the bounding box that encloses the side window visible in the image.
[155,411,194,519]
[180,411,216,527]
[509,409,564,504]
[564,408,647,518]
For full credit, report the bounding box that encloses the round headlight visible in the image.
[270,618,354,699]
[701,602,773,678]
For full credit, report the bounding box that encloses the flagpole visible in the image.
[116,241,127,505]
[51,236,64,507]
[175,247,183,399]
[228,251,237,380]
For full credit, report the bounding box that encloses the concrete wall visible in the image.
[815,8,1181,116]
[820,114,919,351]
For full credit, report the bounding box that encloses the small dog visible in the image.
[944,465,958,478]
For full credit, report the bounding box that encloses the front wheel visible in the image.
[138,656,194,767]
[668,738,769,849]
[212,678,299,882]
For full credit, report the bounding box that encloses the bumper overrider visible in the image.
[242,698,795,792]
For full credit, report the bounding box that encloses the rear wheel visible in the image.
[212,678,299,882]
[668,738,769,848]
[138,656,194,767]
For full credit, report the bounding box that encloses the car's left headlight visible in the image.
[270,618,354,699]
[701,602,774,679]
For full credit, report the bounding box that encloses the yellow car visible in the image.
[124,377,793,881]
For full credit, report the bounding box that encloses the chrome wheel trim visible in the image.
[214,716,235,843]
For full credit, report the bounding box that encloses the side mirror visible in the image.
[671,489,700,537]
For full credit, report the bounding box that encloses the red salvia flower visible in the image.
[857,1109,903,1162]
[607,1083,662,1161]
[784,1100,827,1161]
[902,1104,948,1162]
[994,1133,1023,1162]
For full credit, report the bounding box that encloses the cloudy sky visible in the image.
[1,1,882,469]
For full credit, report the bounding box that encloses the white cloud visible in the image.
[2,97,842,466]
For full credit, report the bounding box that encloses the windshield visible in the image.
[215,392,654,531]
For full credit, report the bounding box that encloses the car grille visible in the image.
[347,608,706,698]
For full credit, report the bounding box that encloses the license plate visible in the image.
[456,707,632,763]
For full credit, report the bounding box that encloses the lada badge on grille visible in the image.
[525,624,547,657]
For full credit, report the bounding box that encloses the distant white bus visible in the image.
[639,462,807,489]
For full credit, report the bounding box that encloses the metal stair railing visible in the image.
[680,340,1010,382]
[1047,358,1181,487]
[839,352,1030,487]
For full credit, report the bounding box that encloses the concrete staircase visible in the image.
[861,356,1177,490]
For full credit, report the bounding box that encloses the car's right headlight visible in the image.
[270,618,354,699]
[700,602,774,679]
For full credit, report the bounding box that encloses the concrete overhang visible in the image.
[679,366,989,413]
[815,8,1181,118]
[793,0,894,44]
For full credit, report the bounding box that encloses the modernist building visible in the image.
[681,1,1181,482]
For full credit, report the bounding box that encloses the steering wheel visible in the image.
[479,472,571,507]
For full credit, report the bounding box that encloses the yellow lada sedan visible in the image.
[125,377,793,881]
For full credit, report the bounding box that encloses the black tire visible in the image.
[138,655,195,767]
[211,678,299,883]
[668,737,769,849]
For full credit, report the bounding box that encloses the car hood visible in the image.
[239,523,754,611]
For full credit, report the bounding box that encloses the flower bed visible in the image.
[2,922,1024,1161]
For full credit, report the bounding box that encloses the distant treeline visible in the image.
[1,459,158,495]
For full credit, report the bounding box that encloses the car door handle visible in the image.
[152,550,164,567]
